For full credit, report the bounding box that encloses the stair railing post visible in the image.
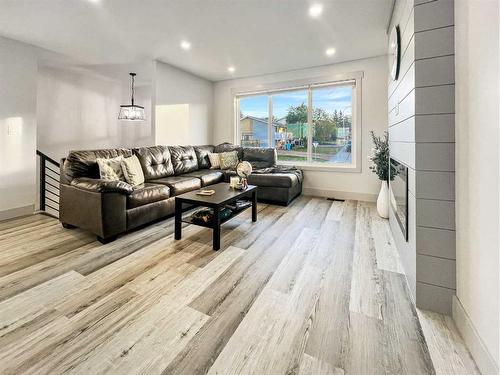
[40,155,46,211]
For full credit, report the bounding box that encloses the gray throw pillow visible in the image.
[219,151,239,170]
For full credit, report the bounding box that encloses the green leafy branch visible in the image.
[368,131,397,182]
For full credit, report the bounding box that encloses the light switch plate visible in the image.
[7,117,22,136]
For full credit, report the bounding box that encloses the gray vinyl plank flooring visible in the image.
[0,198,478,374]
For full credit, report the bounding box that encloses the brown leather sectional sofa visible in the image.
[59,143,302,243]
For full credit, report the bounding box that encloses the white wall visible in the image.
[214,56,388,199]
[37,65,153,161]
[154,61,214,146]
[454,0,499,373]
[0,37,38,217]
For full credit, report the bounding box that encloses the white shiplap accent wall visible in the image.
[388,0,455,315]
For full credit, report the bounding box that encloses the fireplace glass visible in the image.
[389,158,408,241]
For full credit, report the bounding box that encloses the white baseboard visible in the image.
[0,204,35,221]
[452,295,499,375]
[303,187,377,202]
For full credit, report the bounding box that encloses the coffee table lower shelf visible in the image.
[174,184,258,251]
[181,205,251,228]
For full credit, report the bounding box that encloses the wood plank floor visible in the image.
[0,197,478,375]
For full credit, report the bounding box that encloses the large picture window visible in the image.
[235,75,360,169]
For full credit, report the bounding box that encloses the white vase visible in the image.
[377,181,389,219]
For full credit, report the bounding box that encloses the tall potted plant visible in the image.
[369,131,396,218]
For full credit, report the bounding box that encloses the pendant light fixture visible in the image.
[118,73,145,121]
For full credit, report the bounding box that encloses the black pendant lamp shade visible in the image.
[118,73,145,121]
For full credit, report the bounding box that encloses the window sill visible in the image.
[278,161,361,173]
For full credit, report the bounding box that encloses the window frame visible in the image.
[233,71,363,172]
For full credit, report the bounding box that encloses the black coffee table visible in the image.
[174,182,257,250]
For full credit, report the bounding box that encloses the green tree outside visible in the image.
[284,103,351,143]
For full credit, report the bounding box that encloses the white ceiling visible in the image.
[0,0,392,81]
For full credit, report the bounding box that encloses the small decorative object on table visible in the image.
[369,130,397,218]
[196,189,215,196]
[236,161,252,190]
[229,176,240,189]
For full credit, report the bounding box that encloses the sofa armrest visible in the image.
[71,177,133,195]
[59,183,127,239]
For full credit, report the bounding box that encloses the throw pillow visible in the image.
[96,156,125,181]
[214,142,243,160]
[208,153,221,169]
[121,155,145,186]
[219,151,239,170]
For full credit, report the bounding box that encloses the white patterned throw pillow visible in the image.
[208,152,221,169]
[121,155,145,186]
[97,156,125,181]
[219,151,239,170]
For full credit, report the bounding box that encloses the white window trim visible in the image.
[232,71,363,172]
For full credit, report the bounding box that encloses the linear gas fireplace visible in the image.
[390,157,408,241]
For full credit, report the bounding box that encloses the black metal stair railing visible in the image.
[36,150,60,218]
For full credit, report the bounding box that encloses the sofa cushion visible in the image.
[214,142,243,160]
[194,145,215,169]
[133,145,174,180]
[127,183,170,209]
[169,146,199,175]
[126,198,175,231]
[149,175,202,196]
[64,148,133,182]
[71,177,133,194]
[242,147,277,169]
[248,172,300,188]
[183,170,224,187]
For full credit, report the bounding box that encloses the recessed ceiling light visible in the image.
[325,47,336,56]
[309,4,323,18]
[228,66,235,73]
[180,41,191,50]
